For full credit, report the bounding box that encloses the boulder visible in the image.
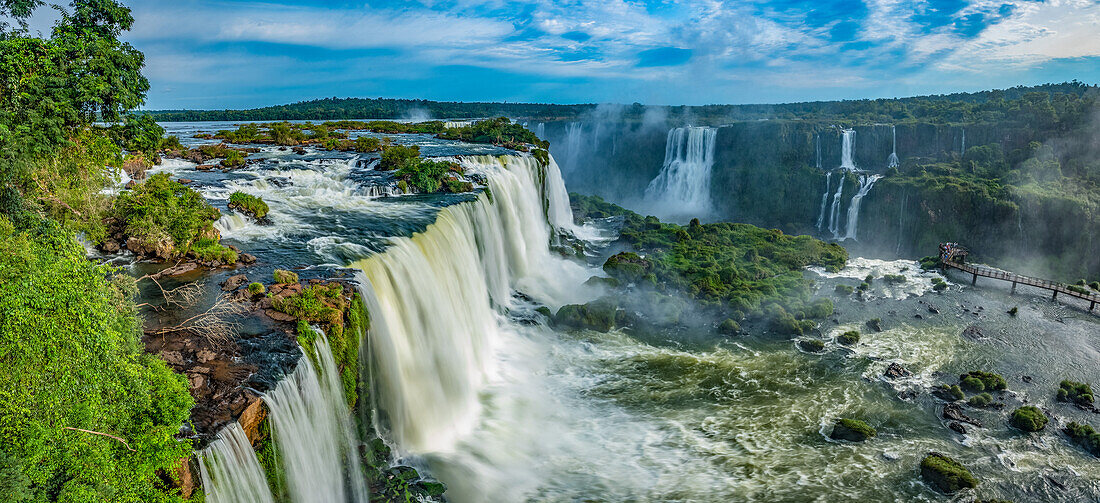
[552,301,618,332]
[265,309,297,323]
[943,403,982,427]
[237,397,267,446]
[884,362,911,379]
[961,325,984,340]
[176,458,194,499]
[830,418,876,442]
[1009,406,1048,432]
[240,252,257,264]
[221,274,249,291]
[865,318,883,332]
[101,239,120,253]
[948,422,967,435]
[920,452,978,494]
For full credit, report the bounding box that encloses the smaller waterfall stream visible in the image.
[887,125,899,168]
[198,423,275,503]
[643,126,718,219]
[827,174,846,239]
[843,174,883,241]
[263,329,369,503]
[839,129,856,171]
[563,122,584,174]
[816,172,831,230]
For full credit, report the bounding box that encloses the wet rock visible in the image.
[237,396,267,445]
[798,339,825,353]
[177,178,193,184]
[865,318,883,332]
[928,305,940,314]
[101,239,120,253]
[943,402,982,427]
[221,274,249,291]
[196,349,216,364]
[160,350,185,366]
[188,373,206,390]
[196,164,216,171]
[920,452,977,494]
[1022,375,1033,383]
[292,147,307,155]
[240,252,257,264]
[961,325,984,339]
[948,421,967,434]
[176,458,194,499]
[265,309,297,322]
[884,362,912,379]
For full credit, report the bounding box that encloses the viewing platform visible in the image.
[939,244,1099,312]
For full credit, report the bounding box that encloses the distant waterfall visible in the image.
[535,122,545,139]
[643,127,718,219]
[562,122,584,174]
[887,126,899,168]
[815,133,822,169]
[840,129,856,171]
[827,175,846,239]
[961,128,966,153]
[198,423,275,503]
[351,153,590,453]
[842,174,883,241]
[816,172,831,230]
[263,330,369,503]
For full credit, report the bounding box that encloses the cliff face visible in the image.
[545,118,1100,281]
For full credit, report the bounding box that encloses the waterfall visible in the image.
[842,174,883,241]
[961,128,966,153]
[840,129,856,171]
[591,122,601,151]
[198,422,276,503]
[827,175,846,239]
[350,153,590,454]
[895,193,908,255]
[562,122,584,174]
[815,133,821,169]
[815,172,831,230]
[642,127,718,219]
[263,329,369,503]
[887,126,899,168]
[535,122,545,139]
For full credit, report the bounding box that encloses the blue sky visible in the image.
[22,0,1100,109]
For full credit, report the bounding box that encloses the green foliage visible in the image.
[219,149,246,168]
[1057,380,1094,405]
[247,282,265,295]
[189,237,237,264]
[932,277,948,291]
[883,274,906,283]
[797,338,825,352]
[937,384,966,402]
[439,117,547,149]
[1009,406,1048,432]
[968,393,993,407]
[834,284,854,295]
[1064,422,1100,457]
[113,173,220,254]
[920,453,978,494]
[717,319,740,334]
[837,330,859,346]
[553,301,618,332]
[272,283,345,327]
[378,145,421,171]
[228,191,269,219]
[108,114,165,159]
[273,269,299,284]
[960,371,1007,392]
[353,136,380,152]
[830,418,876,441]
[919,256,941,270]
[0,218,193,502]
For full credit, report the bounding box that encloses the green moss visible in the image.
[248,282,266,295]
[1009,406,1048,432]
[834,284,854,295]
[254,417,285,497]
[959,371,1007,392]
[883,274,907,283]
[219,149,246,168]
[830,418,876,442]
[189,237,238,264]
[798,339,825,352]
[228,191,269,219]
[961,376,986,392]
[936,384,966,402]
[602,252,651,282]
[273,269,299,284]
[1064,422,1100,457]
[836,330,860,346]
[273,283,345,327]
[920,453,978,494]
[552,301,618,332]
[1057,380,1094,405]
[968,393,993,407]
[718,319,741,334]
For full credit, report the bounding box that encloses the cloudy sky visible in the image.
[22,0,1100,109]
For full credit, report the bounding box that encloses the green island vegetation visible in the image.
[936,384,966,402]
[1057,380,1094,405]
[1064,422,1100,457]
[959,371,1008,393]
[968,392,994,407]
[836,330,860,346]
[571,194,847,335]
[920,452,978,494]
[797,338,825,352]
[1009,406,1049,432]
[378,144,473,194]
[228,191,269,219]
[830,418,876,442]
[834,284,854,295]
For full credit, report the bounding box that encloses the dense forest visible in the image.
[143,82,1098,125]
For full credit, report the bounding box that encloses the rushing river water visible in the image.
[158,122,1100,502]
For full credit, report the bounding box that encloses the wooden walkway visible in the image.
[943,259,1100,312]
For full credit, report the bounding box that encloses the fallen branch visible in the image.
[62,427,135,452]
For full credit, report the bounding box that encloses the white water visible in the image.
[840,129,856,171]
[351,153,593,453]
[815,133,822,169]
[535,122,545,140]
[562,122,584,174]
[198,422,276,503]
[263,329,369,503]
[842,174,883,241]
[816,172,831,230]
[887,125,899,168]
[642,126,718,220]
[827,174,846,239]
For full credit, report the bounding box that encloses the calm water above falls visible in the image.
[168,123,1100,503]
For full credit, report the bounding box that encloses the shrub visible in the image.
[190,237,238,264]
[220,149,246,168]
[553,301,618,332]
[273,269,299,284]
[718,319,740,334]
[883,274,906,283]
[968,393,993,407]
[378,144,421,171]
[858,282,870,291]
[798,339,825,352]
[836,330,860,346]
[1010,406,1048,432]
[806,298,834,318]
[248,282,266,295]
[354,136,381,152]
[920,453,978,494]
[960,371,1006,392]
[1064,422,1100,457]
[1090,281,1100,291]
[918,255,940,270]
[834,284,854,295]
[1057,380,1094,405]
[603,252,651,282]
[272,283,346,327]
[113,173,220,255]
[830,418,876,442]
[864,273,875,283]
[228,191,269,219]
[936,384,965,401]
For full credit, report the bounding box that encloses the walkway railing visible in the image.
[942,259,1099,311]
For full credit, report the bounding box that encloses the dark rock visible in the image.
[240,253,257,264]
[101,239,120,253]
[798,339,825,353]
[830,418,876,442]
[196,164,216,171]
[292,147,307,155]
[920,452,978,494]
[928,305,940,314]
[177,178,193,184]
[1021,375,1033,383]
[865,318,883,332]
[552,301,618,332]
[884,362,912,379]
[943,402,982,427]
[961,325,984,339]
[221,274,249,291]
[265,309,297,322]
[948,421,967,434]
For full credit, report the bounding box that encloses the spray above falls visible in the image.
[643,126,718,221]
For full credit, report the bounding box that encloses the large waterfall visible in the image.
[887,125,899,169]
[842,174,883,241]
[642,126,718,220]
[263,329,369,503]
[350,154,591,453]
[839,129,856,171]
[816,172,831,230]
[198,423,276,503]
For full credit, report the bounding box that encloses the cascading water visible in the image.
[816,172,831,230]
[827,174,846,239]
[263,329,369,503]
[535,122,545,140]
[642,126,718,220]
[815,133,821,169]
[887,125,899,168]
[562,122,584,174]
[961,128,966,153]
[351,153,592,453]
[842,174,883,241]
[839,129,856,171]
[198,422,276,503]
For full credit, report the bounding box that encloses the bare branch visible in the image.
[154,295,249,346]
[62,427,135,452]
